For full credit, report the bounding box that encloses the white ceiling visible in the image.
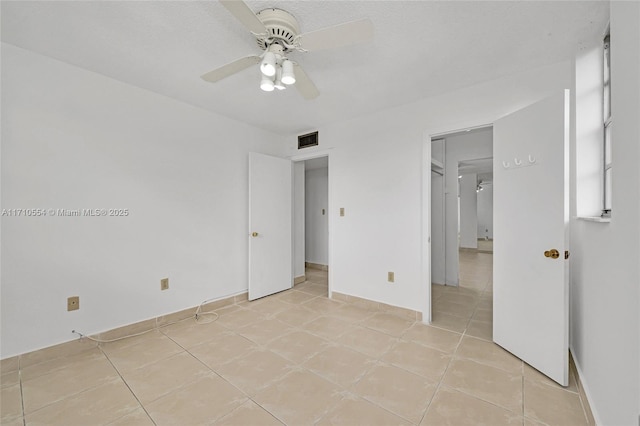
[459,158,493,176]
[1,1,608,135]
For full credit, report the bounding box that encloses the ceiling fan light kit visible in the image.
[260,74,275,92]
[260,51,276,77]
[203,0,374,100]
[257,44,295,92]
[274,67,286,91]
[280,59,296,85]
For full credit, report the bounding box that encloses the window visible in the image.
[602,33,612,217]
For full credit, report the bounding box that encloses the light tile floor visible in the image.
[1,264,591,425]
[476,239,493,253]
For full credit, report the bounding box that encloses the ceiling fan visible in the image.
[200,0,374,100]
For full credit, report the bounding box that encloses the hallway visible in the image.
[432,250,493,338]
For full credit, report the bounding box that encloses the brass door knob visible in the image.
[251,232,259,237]
[544,249,560,259]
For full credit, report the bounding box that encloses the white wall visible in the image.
[459,173,478,248]
[569,2,640,424]
[477,184,494,239]
[304,167,328,266]
[444,129,493,284]
[293,162,305,278]
[285,61,572,313]
[0,44,285,357]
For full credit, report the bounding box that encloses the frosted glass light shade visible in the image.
[281,60,296,85]
[260,75,275,91]
[274,66,286,90]
[260,52,276,77]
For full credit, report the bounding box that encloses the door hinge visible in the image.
[564,250,570,260]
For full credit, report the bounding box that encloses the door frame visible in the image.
[421,124,492,323]
[288,149,333,297]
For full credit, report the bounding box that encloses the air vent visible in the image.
[298,131,318,149]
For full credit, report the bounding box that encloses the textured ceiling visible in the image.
[1,1,609,135]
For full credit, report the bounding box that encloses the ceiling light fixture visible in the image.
[281,59,296,85]
[258,44,295,93]
[260,74,275,92]
[274,66,286,90]
[260,51,276,77]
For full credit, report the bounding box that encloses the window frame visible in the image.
[602,32,612,217]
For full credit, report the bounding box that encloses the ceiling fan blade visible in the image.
[200,56,261,83]
[219,0,267,35]
[297,18,374,52]
[293,64,319,100]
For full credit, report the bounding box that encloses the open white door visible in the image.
[493,90,570,386]
[248,152,292,300]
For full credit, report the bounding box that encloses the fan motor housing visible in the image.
[255,8,300,51]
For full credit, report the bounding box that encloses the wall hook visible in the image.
[528,155,536,163]
[502,161,510,169]
[514,158,522,166]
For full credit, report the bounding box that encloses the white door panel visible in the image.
[493,91,570,385]
[248,152,292,300]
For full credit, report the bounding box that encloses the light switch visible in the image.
[322,209,325,215]
[340,208,345,217]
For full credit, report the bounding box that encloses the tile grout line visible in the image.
[16,351,123,421]
[522,355,526,421]
[417,325,466,425]
[426,342,528,414]
[98,345,158,426]
[143,323,281,420]
[301,319,415,424]
[296,306,416,424]
[335,347,422,426]
[158,301,286,417]
[165,309,319,425]
[427,255,527,422]
[19,357,26,426]
[177,342,271,423]
[442,384,527,420]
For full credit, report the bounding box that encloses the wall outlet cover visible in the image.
[160,278,169,291]
[388,272,395,283]
[67,296,79,311]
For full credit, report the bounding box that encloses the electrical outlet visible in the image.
[160,278,169,291]
[67,296,79,311]
[388,272,395,283]
[340,207,345,217]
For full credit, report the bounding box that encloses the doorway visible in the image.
[429,127,494,339]
[458,158,494,255]
[423,92,570,385]
[293,155,329,295]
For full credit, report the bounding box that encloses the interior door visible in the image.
[493,90,570,385]
[248,152,292,300]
